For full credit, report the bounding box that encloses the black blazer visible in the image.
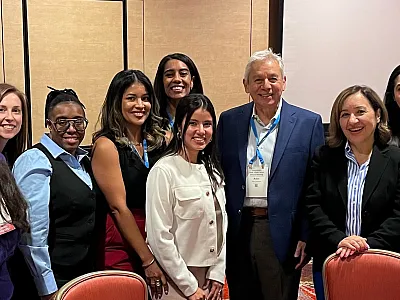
[306,144,400,263]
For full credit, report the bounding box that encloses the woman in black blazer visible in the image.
[306,85,400,300]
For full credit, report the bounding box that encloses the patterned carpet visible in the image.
[222,261,316,300]
[298,261,316,300]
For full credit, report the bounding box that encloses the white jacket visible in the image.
[146,154,227,297]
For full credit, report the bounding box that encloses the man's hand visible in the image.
[294,240,310,269]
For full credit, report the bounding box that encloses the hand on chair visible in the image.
[336,235,369,258]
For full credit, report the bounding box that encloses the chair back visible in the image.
[323,249,400,300]
[55,270,148,300]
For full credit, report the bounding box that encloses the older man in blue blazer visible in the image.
[217,49,324,300]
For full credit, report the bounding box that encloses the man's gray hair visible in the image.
[243,48,285,82]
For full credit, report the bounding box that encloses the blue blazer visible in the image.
[217,100,324,262]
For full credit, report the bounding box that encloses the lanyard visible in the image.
[167,109,174,128]
[248,114,280,165]
[129,139,149,168]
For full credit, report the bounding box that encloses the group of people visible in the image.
[0,48,400,300]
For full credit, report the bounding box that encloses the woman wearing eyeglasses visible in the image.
[12,88,97,300]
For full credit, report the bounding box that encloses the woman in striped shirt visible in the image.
[306,85,400,300]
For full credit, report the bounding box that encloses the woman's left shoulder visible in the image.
[381,144,400,161]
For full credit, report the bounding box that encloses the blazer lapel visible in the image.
[270,100,296,179]
[237,102,253,181]
[336,153,348,206]
[362,145,389,208]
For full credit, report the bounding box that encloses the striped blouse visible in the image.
[345,142,371,236]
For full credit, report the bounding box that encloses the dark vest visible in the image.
[33,143,96,282]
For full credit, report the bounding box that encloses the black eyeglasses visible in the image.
[47,118,88,132]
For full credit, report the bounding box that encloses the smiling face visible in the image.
[339,92,380,149]
[163,59,194,101]
[121,83,151,129]
[0,92,23,144]
[181,108,213,162]
[244,59,286,110]
[47,102,86,155]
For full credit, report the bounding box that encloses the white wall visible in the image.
[282,0,400,122]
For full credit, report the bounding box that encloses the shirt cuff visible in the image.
[206,267,225,285]
[33,270,58,296]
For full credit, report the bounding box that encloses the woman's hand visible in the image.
[336,235,369,258]
[188,287,207,300]
[144,259,168,299]
[203,279,223,300]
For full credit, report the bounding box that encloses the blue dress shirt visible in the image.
[12,134,92,296]
[345,142,370,236]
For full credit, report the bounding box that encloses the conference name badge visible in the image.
[246,165,268,197]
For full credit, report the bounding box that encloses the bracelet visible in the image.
[142,258,155,268]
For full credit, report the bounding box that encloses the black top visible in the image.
[97,134,166,210]
[34,143,97,284]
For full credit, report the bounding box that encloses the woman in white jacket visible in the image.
[146,94,227,300]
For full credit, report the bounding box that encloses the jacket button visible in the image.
[241,185,245,190]
[210,248,215,253]
[238,209,241,215]
[209,220,214,225]
[362,211,369,217]
[206,191,210,196]
[88,219,93,224]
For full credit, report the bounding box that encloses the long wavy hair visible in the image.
[0,84,28,166]
[93,69,164,151]
[0,161,29,232]
[384,65,400,139]
[163,94,224,189]
[154,53,204,129]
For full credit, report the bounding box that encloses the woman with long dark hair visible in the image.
[92,70,168,299]
[13,88,97,299]
[154,53,203,130]
[384,65,400,146]
[146,94,227,300]
[0,162,29,300]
